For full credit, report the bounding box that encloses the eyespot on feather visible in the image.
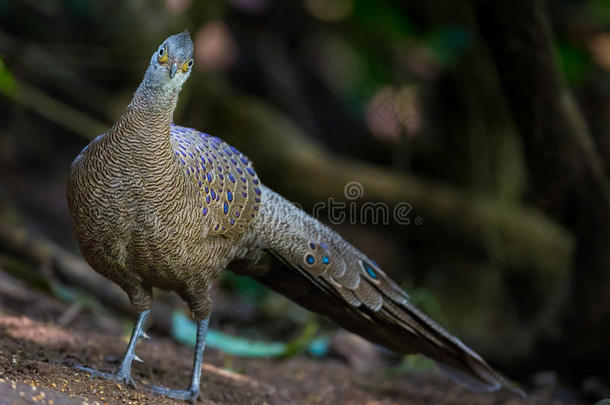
[359,260,382,285]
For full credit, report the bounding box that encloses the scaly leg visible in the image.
[77,309,151,387]
[147,317,210,402]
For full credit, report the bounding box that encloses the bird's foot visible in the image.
[146,384,200,403]
[75,365,137,388]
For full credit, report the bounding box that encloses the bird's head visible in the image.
[143,32,194,93]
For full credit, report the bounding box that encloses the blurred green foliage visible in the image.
[0,56,16,97]
[556,39,592,86]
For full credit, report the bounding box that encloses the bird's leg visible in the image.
[147,317,210,402]
[76,309,151,387]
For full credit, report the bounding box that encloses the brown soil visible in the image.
[0,280,577,405]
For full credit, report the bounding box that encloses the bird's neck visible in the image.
[108,81,179,159]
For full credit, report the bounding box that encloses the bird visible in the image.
[66,32,524,402]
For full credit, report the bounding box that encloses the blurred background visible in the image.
[0,0,609,402]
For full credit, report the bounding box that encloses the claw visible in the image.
[133,354,143,363]
[141,331,151,340]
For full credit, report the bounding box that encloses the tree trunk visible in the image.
[476,0,610,380]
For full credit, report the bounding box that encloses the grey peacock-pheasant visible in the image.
[66,32,524,401]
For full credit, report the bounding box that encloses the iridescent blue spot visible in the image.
[189,153,194,158]
[200,156,206,164]
[236,167,243,175]
[206,196,211,204]
[202,207,208,216]
[363,262,377,279]
[309,243,316,249]
[223,202,229,214]
[235,211,240,217]
[180,158,186,165]
[253,179,259,184]
[231,159,237,165]
[217,166,223,172]
[305,255,315,265]
[231,146,239,153]
[180,151,186,157]
[228,173,236,183]
[174,151,179,156]
[241,177,246,183]
[210,189,216,200]
[254,187,261,195]
[230,218,235,225]
[227,190,233,202]
[207,173,213,183]
[198,181,202,187]
[242,192,247,197]
[255,198,261,203]
[246,167,255,176]
[322,256,330,265]
[219,174,224,180]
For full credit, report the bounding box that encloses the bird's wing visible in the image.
[169,124,261,237]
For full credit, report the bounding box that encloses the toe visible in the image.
[145,384,201,402]
[75,365,137,389]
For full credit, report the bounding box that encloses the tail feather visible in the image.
[244,186,525,396]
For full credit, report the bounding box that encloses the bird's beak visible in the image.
[170,63,178,78]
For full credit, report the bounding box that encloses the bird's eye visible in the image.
[181,58,194,72]
[158,47,168,63]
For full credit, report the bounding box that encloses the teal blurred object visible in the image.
[308,337,331,358]
[171,311,329,358]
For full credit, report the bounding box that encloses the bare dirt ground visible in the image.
[0,278,579,405]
